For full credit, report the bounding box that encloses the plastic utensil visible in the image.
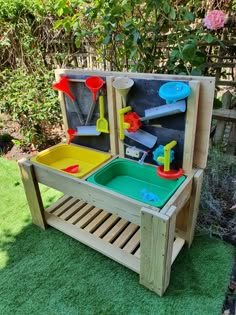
[154,140,183,180]
[85,76,104,125]
[112,77,134,106]
[96,96,109,133]
[125,129,157,148]
[124,112,142,132]
[76,126,101,136]
[52,76,84,125]
[52,76,75,100]
[67,129,76,144]
[118,106,132,140]
[159,82,191,104]
[140,100,186,122]
[61,164,79,174]
[157,166,183,180]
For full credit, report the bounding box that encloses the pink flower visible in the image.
[203,10,226,30]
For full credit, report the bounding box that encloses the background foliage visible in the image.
[0,0,234,148]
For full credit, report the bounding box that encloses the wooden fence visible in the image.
[212,91,236,155]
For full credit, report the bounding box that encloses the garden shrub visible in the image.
[199,147,236,241]
[53,0,234,75]
[0,67,62,149]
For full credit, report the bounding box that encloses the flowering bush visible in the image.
[203,10,226,30]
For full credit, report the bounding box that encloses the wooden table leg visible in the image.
[140,206,176,296]
[186,169,204,247]
[18,158,47,229]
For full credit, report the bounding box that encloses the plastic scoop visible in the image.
[96,96,109,133]
[85,76,104,125]
[61,164,79,174]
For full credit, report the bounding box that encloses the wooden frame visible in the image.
[18,69,215,296]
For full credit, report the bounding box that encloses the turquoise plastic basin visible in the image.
[87,158,185,208]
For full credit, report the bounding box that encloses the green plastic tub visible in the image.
[87,158,185,208]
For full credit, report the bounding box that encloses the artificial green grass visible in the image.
[0,157,235,315]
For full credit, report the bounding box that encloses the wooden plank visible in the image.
[213,91,232,144]
[113,223,138,248]
[115,80,125,158]
[103,218,129,243]
[212,108,236,122]
[140,207,170,296]
[193,77,215,169]
[182,81,200,174]
[171,237,185,264]
[54,72,70,141]
[175,199,190,237]
[83,211,110,233]
[163,206,176,289]
[186,169,204,247]
[45,195,72,213]
[33,165,152,225]
[59,200,87,220]
[75,207,102,228]
[45,212,140,273]
[216,80,236,87]
[18,159,47,229]
[55,68,214,84]
[52,197,79,216]
[67,204,94,224]
[160,172,193,214]
[93,214,119,238]
[106,76,119,155]
[134,247,140,258]
[122,229,140,254]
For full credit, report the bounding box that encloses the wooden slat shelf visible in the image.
[45,195,185,273]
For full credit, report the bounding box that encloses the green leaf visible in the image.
[57,7,64,17]
[170,48,180,59]
[75,38,81,48]
[182,44,196,61]
[53,20,64,29]
[73,21,79,31]
[133,32,140,44]
[204,34,215,44]
[191,68,202,76]
[163,2,170,14]
[130,48,137,59]
[184,11,194,22]
[115,34,125,41]
[169,7,176,20]
[103,35,111,45]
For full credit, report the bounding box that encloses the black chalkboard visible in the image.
[64,75,110,152]
[123,78,188,169]
[63,74,188,169]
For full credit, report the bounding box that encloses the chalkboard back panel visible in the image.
[55,69,215,170]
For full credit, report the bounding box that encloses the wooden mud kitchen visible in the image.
[19,69,215,296]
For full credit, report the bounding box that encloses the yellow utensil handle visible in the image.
[99,96,104,118]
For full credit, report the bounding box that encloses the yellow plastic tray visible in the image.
[31,143,111,178]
